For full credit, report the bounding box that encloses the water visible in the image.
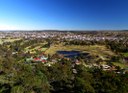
[57,50,89,58]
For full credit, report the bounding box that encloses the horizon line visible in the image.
[0,29,128,32]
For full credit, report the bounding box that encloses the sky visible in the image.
[0,0,128,30]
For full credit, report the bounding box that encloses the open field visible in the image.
[45,43,115,58]
[122,52,128,57]
[24,42,48,54]
[113,62,128,68]
[0,38,22,44]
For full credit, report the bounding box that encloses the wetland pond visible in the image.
[57,50,89,58]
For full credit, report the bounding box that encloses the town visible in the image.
[0,31,127,71]
[0,31,127,93]
[1,0,128,92]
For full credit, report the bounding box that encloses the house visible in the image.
[75,59,81,65]
[102,64,111,70]
[33,55,48,63]
[12,52,18,55]
[34,58,40,61]
[40,56,48,60]
[72,69,77,74]
[41,59,47,63]
[26,57,33,62]
[123,68,128,74]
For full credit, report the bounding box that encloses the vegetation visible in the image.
[0,31,127,93]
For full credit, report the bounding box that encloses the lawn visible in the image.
[122,53,128,57]
[24,43,48,54]
[113,62,127,68]
[0,38,22,44]
[45,43,115,59]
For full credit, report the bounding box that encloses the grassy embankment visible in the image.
[24,42,48,54]
[45,43,115,63]
[0,38,22,44]
[45,43,114,56]
[45,43,128,68]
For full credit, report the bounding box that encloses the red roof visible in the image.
[42,60,47,63]
[34,58,40,61]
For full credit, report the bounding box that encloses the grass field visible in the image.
[24,43,48,54]
[113,62,128,68]
[122,53,128,57]
[45,43,115,58]
[0,38,21,44]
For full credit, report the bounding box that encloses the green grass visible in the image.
[113,62,127,68]
[122,53,128,57]
[0,38,21,44]
[24,43,48,54]
[45,44,115,58]
[40,48,47,51]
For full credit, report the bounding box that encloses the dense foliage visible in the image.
[0,56,127,93]
[0,32,128,93]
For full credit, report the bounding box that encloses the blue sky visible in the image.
[0,0,128,30]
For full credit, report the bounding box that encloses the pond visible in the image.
[57,50,89,58]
